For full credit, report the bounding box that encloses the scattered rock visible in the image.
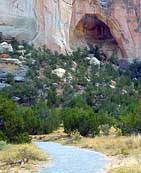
[18,45,24,50]
[72,61,78,69]
[0,54,10,59]
[17,50,26,55]
[0,42,13,53]
[89,57,101,66]
[0,70,8,79]
[19,56,26,61]
[52,68,66,78]
[0,83,11,90]
[109,80,116,89]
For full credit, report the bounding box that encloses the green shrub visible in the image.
[0,131,6,141]
[0,141,7,150]
[13,133,31,144]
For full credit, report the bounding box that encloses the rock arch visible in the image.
[69,0,129,58]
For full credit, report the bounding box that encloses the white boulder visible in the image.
[18,45,25,50]
[19,56,26,61]
[89,57,101,66]
[85,56,101,67]
[72,61,78,68]
[17,49,26,55]
[0,42,13,53]
[52,68,66,78]
[85,57,91,61]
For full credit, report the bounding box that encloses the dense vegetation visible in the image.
[1,42,141,143]
[0,96,61,143]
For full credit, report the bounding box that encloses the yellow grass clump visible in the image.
[0,143,48,173]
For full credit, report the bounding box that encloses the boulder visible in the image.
[0,83,10,90]
[89,57,101,66]
[19,56,26,61]
[0,42,13,53]
[18,45,25,50]
[52,68,66,78]
[72,61,78,69]
[14,76,25,82]
[0,70,8,79]
[17,50,26,55]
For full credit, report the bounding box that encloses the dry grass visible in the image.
[67,134,141,173]
[70,135,141,156]
[0,143,48,173]
[111,167,141,173]
[32,127,68,142]
[34,128,141,156]
[32,128,141,173]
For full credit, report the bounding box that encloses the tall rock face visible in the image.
[0,0,141,59]
[0,0,37,41]
[70,0,141,59]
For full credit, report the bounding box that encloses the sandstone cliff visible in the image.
[0,0,141,59]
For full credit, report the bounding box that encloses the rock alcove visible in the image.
[73,14,122,58]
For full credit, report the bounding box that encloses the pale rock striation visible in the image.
[0,0,141,59]
[0,0,37,41]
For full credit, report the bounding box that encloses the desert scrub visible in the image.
[0,141,7,150]
[111,167,141,173]
[0,143,47,164]
[34,128,141,157]
[33,128,141,173]
[72,135,141,156]
[0,143,48,172]
[66,130,82,144]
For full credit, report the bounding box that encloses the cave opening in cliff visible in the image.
[73,15,122,58]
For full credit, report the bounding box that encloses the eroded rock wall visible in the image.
[0,0,37,41]
[0,0,141,59]
[70,0,141,59]
[34,0,72,53]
